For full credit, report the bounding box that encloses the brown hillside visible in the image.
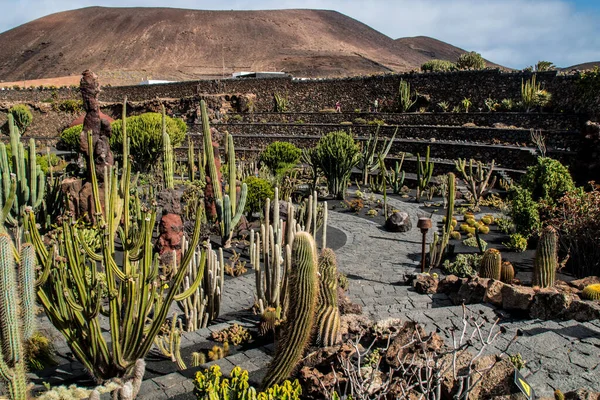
[561,61,600,71]
[0,7,489,86]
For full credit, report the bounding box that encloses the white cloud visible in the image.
[1,0,599,68]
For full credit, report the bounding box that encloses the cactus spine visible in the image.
[0,114,45,231]
[161,105,174,190]
[416,146,434,202]
[262,232,318,389]
[500,261,515,284]
[533,225,558,288]
[0,234,36,400]
[315,248,341,347]
[479,248,502,280]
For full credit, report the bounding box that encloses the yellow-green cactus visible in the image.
[581,284,600,301]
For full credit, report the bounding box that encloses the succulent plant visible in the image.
[450,231,462,240]
[315,248,341,347]
[479,248,502,280]
[501,261,515,284]
[581,284,600,301]
[533,225,558,288]
[211,324,252,345]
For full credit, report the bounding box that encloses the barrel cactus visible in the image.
[479,248,502,280]
[533,225,558,288]
[262,232,318,389]
[500,261,515,284]
[581,284,600,301]
[315,248,341,347]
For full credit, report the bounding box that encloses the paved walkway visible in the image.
[34,193,600,398]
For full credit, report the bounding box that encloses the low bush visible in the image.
[503,233,528,252]
[443,254,482,278]
[421,59,457,72]
[243,176,274,215]
[509,186,540,237]
[521,157,575,205]
[259,141,301,178]
[456,52,486,70]
[9,104,33,132]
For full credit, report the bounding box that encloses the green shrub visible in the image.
[496,217,515,234]
[60,113,187,170]
[244,176,274,215]
[503,233,528,252]
[9,104,33,132]
[509,186,541,237]
[521,157,575,204]
[314,131,361,200]
[36,153,66,174]
[456,51,486,70]
[442,254,482,278]
[259,141,302,178]
[463,236,488,251]
[421,59,457,72]
[367,119,385,126]
[353,117,367,125]
[55,99,83,113]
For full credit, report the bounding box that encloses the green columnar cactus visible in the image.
[262,232,318,389]
[314,131,361,200]
[358,127,397,186]
[315,248,341,347]
[26,104,205,382]
[455,158,496,207]
[533,225,558,288]
[429,172,455,268]
[0,234,36,400]
[501,261,515,284]
[479,248,502,280]
[201,100,222,221]
[188,137,195,181]
[162,106,174,190]
[387,154,405,194]
[398,79,417,112]
[0,115,45,230]
[581,284,600,300]
[416,146,433,202]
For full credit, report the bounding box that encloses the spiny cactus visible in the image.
[258,307,279,337]
[581,284,600,301]
[187,137,195,181]
[455,158,496,207]
[315,248,341,347]
[416,146,434,202]
[211,323,252,345]
[429,172,455,268]
[357,126,396,186]
[533,225,558,288]
[479,248,502,280]
[191,352,206,367]
[262,232,318,389]
[387,154,405,194]
[0,234,37,400]
[161,105,174,189]
[500,261,515,284]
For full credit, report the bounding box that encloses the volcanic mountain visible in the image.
[0,7,492,86]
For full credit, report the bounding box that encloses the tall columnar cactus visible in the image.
[0,234,37,400]
[162,106,174,190]
[315,248,341,347]
[0,114,45,231]
[216,134,248,248]
[262,232,318,390]
[357,127,397,186]
[26,103,205,382]
[416,146,433,202]
[501,261,515,284]
[201,100,222,220]
[455,158,496,207]
[387,153,405,194]
[188,137,195,181]
[429,172,455,268]
[479,248,502,280]
[533,225,558,288]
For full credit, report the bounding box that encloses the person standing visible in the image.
[335,101,342,113]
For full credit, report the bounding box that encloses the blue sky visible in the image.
[1,0,599,69]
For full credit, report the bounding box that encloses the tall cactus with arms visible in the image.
[0,234,38,400]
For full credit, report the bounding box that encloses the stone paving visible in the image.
[34,193,600,399]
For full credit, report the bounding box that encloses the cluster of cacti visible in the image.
[0,234,37,400]
[208,343,229,361]
[154,313,186,370]
[192,352,206,367]
[315,248,341,347]
[161,105,174,189]
[532,225,558,288]
[479,248,502,280]
[211,323,252,345]
[177,236,224,331]
[455,158,496,207]
[357,127,396,186]
[501,261,515,283]
[259,307,280,337]
[387,153,405,194]
[0,114,45,232]
[26,100,206,382]
[195,365,301,399]
[398,79,417,112]
[581,284,600,300]
[252,188,328,314]
[416,146,434,202]
[262,232,319,389]
[429,172,455,268]
[216,133,248,248]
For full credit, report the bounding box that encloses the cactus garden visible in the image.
[0,68,598,400]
